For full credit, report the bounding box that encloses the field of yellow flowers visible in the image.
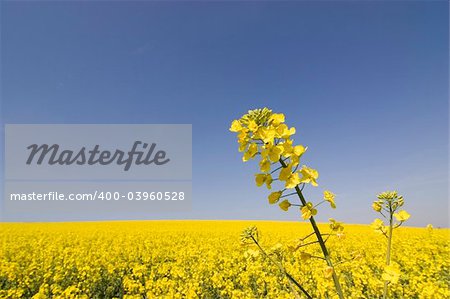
[0,220,449,298]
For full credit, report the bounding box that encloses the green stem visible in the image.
[279,159,345,299]
[383,204,394,299]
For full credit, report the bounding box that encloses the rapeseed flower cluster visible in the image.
[230,108,346,298]
[371,191,412,299]
[229,108,336,217]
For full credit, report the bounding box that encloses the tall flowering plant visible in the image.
[371,191,410,299]
[230,108,344,299]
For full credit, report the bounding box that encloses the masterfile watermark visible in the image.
[26,141,170,171]
[5,124,191,180]
[3,124,192,221]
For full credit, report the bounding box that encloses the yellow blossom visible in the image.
[300,252,312,261]
[329,218,344,232]
[279,164,293,181]
[293,145,306,156]
[242,143,258,162]
[270,243,283,253]
[255,173,273,189]
[323,266,334,279]
[393,210,410,222]
[280,139,293,155]
[371,218,385,233]
[382,264,401,284]
[336,232,346,240]
[268,191,282,204]
[279,200,291,211]
[229,120,243,132]
[274,123,296,139]
[279,164,301,189]
[259,158,271,173]
[372,201,382,212]
[298,165,319,187]
[301,202,317,220]
[254,127,276,144]
[238,142,248,152]
[281,126,296,139]
[377,191,398,200]
[269,113,285,125]
[289,145,306,166]
[262,144,284,162]
[244,249,260,259]
[237,130,248,144]
[247,120,258,132]
[285,172,301,189]
[323,190,336,209]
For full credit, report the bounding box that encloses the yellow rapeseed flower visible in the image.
[371,218,384,231]
[323,190,336,209]
[254,127,276,144]
[394,210,410,222]
[299,165,319,187]
[262,144,284,162]
[372,201,382,212]
[290,145,307,166]
[279,163,301,189]
[279,200,291,211]
[259,158,271,173]
[279,164,293,181]
[244,249,260,259]
[382,264,401,284]
[285,172,301,189]
[377,191,398,200]
[274,123,296,139]
[301,202,317,220]
[243,143,258,162]
[268,191,282,204]
[247,120,259,132]
[323,266,334,279]
[255,173,273,189]
[293,145,306,157]
[329,218,344,232]
[269,113,285,126]
[280,139,293,155]
[229,120,243,132]
[300,252,312,261]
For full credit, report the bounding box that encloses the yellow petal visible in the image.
[255,174,266,187]
[268,191,282,204]
[229,120,242,132]
[279,200,291,211]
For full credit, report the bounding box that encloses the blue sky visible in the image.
[1,1,448,226]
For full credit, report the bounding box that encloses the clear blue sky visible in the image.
[1,1,448,226]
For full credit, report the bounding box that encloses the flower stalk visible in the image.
[280,159,345,299]
[383,210,393,299]
[371,191,410,299]
[230,108,347,298]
